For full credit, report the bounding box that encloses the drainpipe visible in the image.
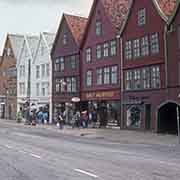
[117,35,124,129]
[164,26,169,97]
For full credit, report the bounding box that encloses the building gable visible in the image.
[51,15,80,59]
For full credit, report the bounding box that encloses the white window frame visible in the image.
[96,21,102,36]
[96,68,103,85]
[86,48,91,63]
[138,8,146,26]
[110,40,117,56]
[125,41,132,60]
[104,67,110,84]
[96,45,102,59]
[151,33,159,54]
[141,36,149,56]
[111,66,118,84]
[133,39,140,58]
[103,42,109,57]
[86,70,92,87]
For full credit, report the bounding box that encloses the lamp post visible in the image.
[176,106,180,144]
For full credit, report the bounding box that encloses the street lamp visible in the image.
[176,106,180,144]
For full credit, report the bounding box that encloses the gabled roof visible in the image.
[8,34,24,60]
[101,0,131,30]
[51,13,87,57]
[17,35,39,67]
[119,0,178,35]
[33,32,55,63]
[153,0,177,21]
[168,0,180,25]
[64,14,88,45]
[80,0,130,48]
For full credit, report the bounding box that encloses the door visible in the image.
[145,104,151,130]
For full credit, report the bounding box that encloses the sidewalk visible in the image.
[41,124,179,146]
[1,119,179,146]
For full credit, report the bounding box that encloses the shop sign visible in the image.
[85,91,115,99]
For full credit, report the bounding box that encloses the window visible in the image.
[41,83,46,96]
[20,65,25,77]
[67,78,72,92]
[60,79,65,92]
[104,67,110,84]
[86,48,91,62]
[36,65,40,78]
[46,64,49,77]
[60,57,65,71]
[125,71,133,90]
[63,33,67,45]
[141,36,149,56]
[96,68,103,85]
[142,68,150,89]
[134,69,141,89]
[19,83,25,95]
[41,64,45,77]
[54,58,60,71]
[47,82,50,95]
[36,83,40,96]
[55,80,60,93]
[111,66,118,84]
[133,39,140,58]
[151,33,159,54]
[96,45,102,59]
[70,55,76,69]
[103,43,109,57]
[96,21,102,36]
[86,70,92,87]
[110,40,117,56]
[71,77,77,92]
[178,26,180,49]
[138,8,146,26]
[125,41,132,60]
[151,66,160,88]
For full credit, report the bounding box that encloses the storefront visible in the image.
[81,90,121,127]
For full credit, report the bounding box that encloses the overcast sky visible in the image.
[0,0,93,54]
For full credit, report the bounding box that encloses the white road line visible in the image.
[30,153,41,159]
[5,145,13,149]
[74,169,98,178]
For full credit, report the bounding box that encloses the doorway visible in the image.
[158,102,179,134]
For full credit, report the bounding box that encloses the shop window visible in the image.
[127,106,141,128]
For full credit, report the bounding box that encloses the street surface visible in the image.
[0,120,180,180]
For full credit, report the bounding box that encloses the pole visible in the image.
[176,106,180,144]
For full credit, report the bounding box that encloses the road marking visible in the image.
[5,145,13,149]
[74,169,98,178]
[30,153,41,159]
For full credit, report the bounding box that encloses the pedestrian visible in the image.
[43,110,48,124]
[16,107,23,123]
[37,109,43,124]
[31,109,36,126]
[92,109,97,128]
[57,111,64,129]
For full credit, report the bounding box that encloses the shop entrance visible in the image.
[158,102,179,134]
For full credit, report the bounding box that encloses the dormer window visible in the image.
[63,33,67,45]
[138,8,146,26]
[96,21,102,36]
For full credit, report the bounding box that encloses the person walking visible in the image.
[57,111,64,129]
[16,107,23,123]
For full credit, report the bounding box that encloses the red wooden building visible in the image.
[51,14,87,122]
[120,0,177,132]
[80,0,130,126]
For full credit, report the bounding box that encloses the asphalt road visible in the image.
[0,120,180,180]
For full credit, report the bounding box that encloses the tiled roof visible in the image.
[155,0,177,17]
[101,0,131,30]
[64,14,88,45]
